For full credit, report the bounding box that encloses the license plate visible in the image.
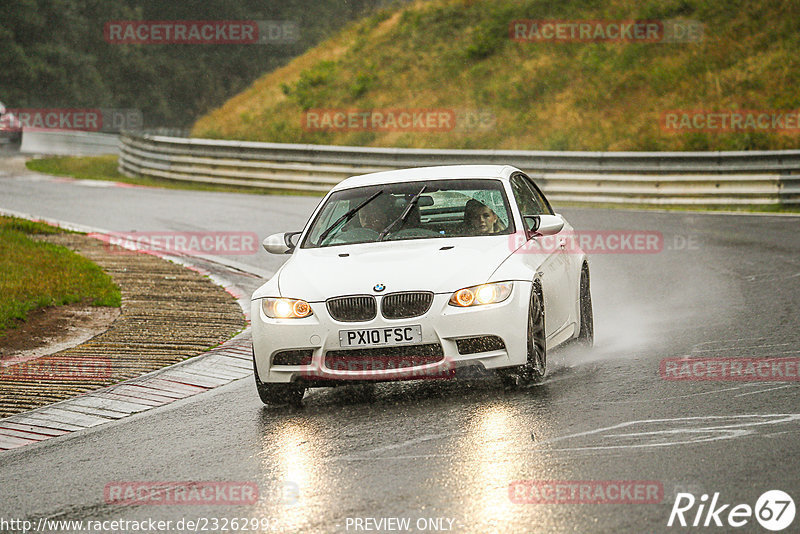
[339,325,422,348]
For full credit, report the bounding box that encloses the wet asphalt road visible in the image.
[1,163,799,533]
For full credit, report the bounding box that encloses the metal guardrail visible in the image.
[119,132,800,206]
[20,129,120,156]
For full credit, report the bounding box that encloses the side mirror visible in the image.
[262,231,301,254]
[523,214,564,238]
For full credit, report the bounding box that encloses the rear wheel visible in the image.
[576,265,593,347]
[253,349,305,406]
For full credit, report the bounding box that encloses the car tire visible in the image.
[253,349,305,406]
[502,280,546,388]
[576,265,593,347]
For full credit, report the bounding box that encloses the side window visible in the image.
[523,175,554,215]
[510,175,543,230]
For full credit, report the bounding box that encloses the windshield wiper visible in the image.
[378,185,426,241]
[317,190,383,245]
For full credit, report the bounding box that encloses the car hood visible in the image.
[273,237,515,301]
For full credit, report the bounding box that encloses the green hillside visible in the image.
[0,0,392,128]
[192,0,800,151]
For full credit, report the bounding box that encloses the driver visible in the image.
[464,199,504,235]
[358,194,396,231]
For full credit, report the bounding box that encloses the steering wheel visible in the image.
[384,228,441,240]
[328,227,380,244]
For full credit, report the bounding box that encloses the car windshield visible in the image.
[302,179,514,248]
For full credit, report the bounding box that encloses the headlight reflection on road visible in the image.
[466,404,516,530]
[457,402,555,531]
[255,418,331,531]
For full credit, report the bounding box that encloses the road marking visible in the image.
[530,414,800,452]
[692,336,771,347]
[691,343,791,353]
[587,384,752,404]
[733,384,795,397]
[359,433,456,456]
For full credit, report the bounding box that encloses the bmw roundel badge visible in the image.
[373,283,386,292]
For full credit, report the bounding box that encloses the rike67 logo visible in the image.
[668,490,795,531]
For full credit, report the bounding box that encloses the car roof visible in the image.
[332,164,521,191]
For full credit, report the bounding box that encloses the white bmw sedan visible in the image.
[251,165,592,404]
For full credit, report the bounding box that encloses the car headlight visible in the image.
[449,282,513,307]
[262,297,313,318]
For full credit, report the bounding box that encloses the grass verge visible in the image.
[25,156,325,197]
[0,216,121,338]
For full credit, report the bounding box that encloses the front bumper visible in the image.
[251,281,532,384]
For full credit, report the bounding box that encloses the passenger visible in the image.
[464,199,504,235]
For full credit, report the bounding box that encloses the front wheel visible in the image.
[502,281,546,387]
[253,349,305,406]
